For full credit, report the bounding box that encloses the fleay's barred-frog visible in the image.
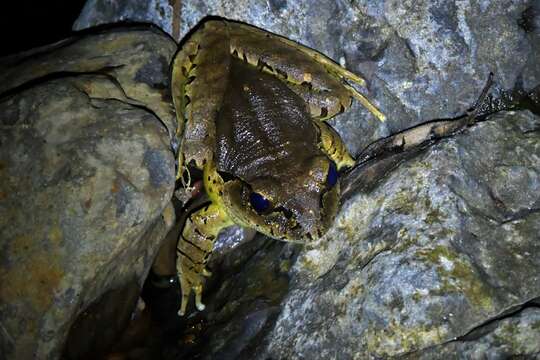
[171,20,385,315]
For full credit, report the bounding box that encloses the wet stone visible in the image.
[0,28,177,359]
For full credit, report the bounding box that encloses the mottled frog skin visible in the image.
[171,19,384,315]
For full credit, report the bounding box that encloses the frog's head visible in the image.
[218,155,340,242]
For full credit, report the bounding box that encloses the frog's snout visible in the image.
[286,203,330,241]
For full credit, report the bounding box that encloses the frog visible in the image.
[170,19,385,315]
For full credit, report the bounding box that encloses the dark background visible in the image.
[0,1,87,57]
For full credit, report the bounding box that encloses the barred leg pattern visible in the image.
[176,203,231,315]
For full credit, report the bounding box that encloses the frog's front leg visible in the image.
[314,120,355,170]
[226,21,385,122]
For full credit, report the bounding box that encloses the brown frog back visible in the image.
[216,57,321,184]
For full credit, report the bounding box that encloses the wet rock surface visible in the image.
[74,0,178,40]
[409,305,540,359]
[0,28,177,359]
[0,26,178,140]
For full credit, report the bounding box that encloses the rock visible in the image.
[180,0,539,156]
[0,26,178,140]
[73,0,179,40]
[409,306,540,359]
[0,28,177,359]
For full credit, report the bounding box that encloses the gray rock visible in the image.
[73,0,178,40]
[0,28,177,359]
[0,26,178,140]
[409,306,540,359]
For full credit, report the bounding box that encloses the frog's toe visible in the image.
[343,83,386,122]
[194,284,206,311]
[178,275,191,316]
[202,268,212,277]
[178,270,207,316]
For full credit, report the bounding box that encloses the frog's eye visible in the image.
[250,192,271,213]
[326,162,338,188]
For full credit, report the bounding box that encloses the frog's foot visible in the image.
[343,83,386,122]
[176,239,213,316]
[177,261,212,316]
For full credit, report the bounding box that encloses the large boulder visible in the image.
[0,27,177,359]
